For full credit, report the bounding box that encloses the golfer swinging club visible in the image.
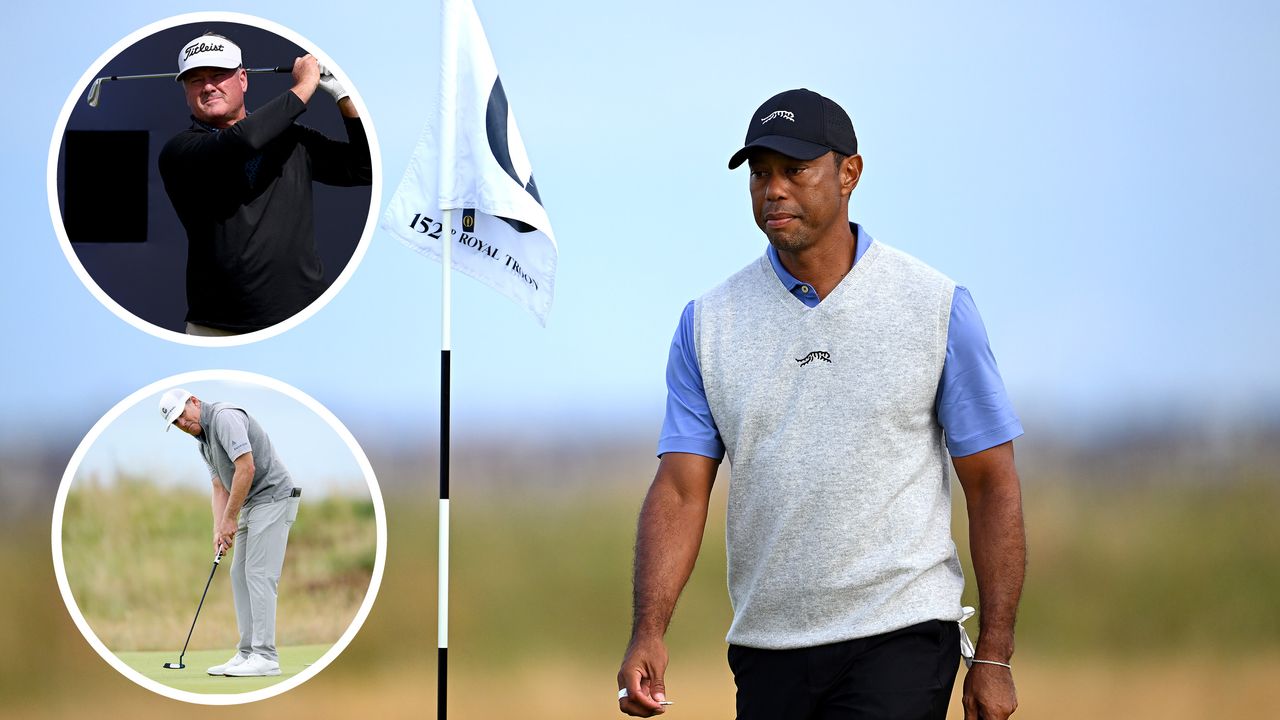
[159,388,301,677]
[159,32,373,336]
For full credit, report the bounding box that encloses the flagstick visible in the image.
[439,210,452,720]
[437,1,460,715]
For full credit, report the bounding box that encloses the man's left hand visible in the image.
[963,663,1017,720]
[317,65,349,102]
[215,516,237,551]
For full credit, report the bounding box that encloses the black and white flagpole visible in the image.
[438,3,458,715]
[379,1,554,710]
[439,207,452,719]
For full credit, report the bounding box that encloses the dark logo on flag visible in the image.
[462,209,476,230]
[486,76,541,234]
[796,351,832,367]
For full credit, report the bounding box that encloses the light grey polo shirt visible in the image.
[197,401,294,507]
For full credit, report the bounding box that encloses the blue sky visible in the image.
[4,0,1279,451]
[71,374,373,497]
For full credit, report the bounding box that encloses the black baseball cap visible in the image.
[727,88,858,169]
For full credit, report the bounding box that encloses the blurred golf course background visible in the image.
[59,472,376,693]
[6,425,1280,718]
[6,0,1280,717]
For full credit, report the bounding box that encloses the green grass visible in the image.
[1005,479,1280,657]
[114,644,329,694]
[437,472,1280,666]
[53,468,1280,670]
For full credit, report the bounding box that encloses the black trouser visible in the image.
[728,620,960,720]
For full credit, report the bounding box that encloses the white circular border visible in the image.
[46,12,383,347]
[50,369,388,705]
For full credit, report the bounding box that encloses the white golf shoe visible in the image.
[207,653,247,675]
[222,652,281,677]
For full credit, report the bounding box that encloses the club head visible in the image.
[162,661,185,669]
[86,78,104,108]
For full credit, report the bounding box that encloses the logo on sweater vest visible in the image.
[795,351,831,367]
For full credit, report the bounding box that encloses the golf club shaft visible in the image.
[86,66,292,107]
[101,66,291,82]
[175,551,224,665]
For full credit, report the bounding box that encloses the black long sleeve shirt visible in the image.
[158,90,372,332]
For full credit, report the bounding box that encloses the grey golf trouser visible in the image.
[230,494,300,661]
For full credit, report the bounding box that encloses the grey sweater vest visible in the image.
[695,241,964,649]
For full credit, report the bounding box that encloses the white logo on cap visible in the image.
[760,110,795,124]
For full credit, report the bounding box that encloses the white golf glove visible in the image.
[317,65,349,102]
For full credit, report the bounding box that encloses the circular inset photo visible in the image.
[52,371,386,704]
[48,12,380,344]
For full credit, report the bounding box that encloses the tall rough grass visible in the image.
[60,472,376,652]
[7,444,1278,718]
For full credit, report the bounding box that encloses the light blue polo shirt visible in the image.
[658,224,1023,459]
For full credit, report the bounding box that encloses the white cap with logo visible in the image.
[158,388,193,431]
[176,34,242,82]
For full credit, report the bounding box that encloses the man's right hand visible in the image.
[290,54,322,104]
[617,636,670,717]
[618,453,717,717]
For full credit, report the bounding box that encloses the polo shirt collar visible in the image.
[766,222,873,299]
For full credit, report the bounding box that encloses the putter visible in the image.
[162,545,225,670]
[86,66,292,108]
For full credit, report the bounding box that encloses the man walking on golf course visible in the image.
[159,32,373,335]
[616,89,1026,720]
[159,388,301,677]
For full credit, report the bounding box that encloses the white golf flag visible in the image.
[382,0,557,325]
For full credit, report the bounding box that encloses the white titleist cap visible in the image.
[176,34,242,81]
[158,388,193,431]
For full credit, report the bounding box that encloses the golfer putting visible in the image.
[158,32,373,335]
[159,388,301,677]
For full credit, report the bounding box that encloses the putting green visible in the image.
[114,645,330,694]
